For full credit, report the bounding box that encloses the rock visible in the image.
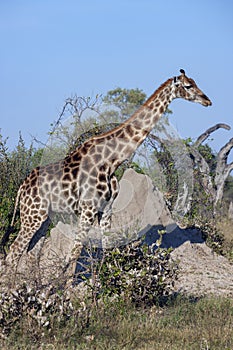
[111,168,173,234]
[41,221,76,265]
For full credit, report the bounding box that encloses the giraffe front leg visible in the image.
[67,203,97,283]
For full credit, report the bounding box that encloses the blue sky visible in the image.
[0,0,233,165]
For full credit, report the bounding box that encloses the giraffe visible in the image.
[3,69,211,274]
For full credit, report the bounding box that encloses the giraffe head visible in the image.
[173,69,212,107]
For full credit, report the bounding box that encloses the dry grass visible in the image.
[1,296,232,350]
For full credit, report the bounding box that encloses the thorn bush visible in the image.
[0,285,75,338]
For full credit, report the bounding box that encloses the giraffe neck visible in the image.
[124,77,174,140]
[77,78,175,174]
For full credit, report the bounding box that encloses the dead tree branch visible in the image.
[194,123,231,147]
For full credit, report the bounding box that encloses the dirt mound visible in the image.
[171,240,233,297]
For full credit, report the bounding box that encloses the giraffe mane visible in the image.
[144,78,173,106]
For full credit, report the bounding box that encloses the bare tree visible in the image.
[189,123,233,209]
[146,123,232,217]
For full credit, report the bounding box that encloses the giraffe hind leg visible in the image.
[6,215,50,273]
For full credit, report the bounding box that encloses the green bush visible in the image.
[0,132,42,248]
[94,241,178,306]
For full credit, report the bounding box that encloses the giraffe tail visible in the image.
[10,185,22,226]
[0,185,22,256]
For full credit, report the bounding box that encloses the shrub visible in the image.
[94,240,178,306]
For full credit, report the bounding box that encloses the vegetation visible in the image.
[0,133,43,249]
[102,86,147,121]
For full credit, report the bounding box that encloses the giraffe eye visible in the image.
[185,85,192,90]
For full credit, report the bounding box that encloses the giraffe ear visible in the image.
[180,69,186,75]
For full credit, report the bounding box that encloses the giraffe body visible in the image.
[4,69,212,271]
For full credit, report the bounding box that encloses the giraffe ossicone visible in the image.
[3,69,212,273]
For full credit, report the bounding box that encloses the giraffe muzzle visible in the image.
[201,96,212,107]
[198,92,212,107]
